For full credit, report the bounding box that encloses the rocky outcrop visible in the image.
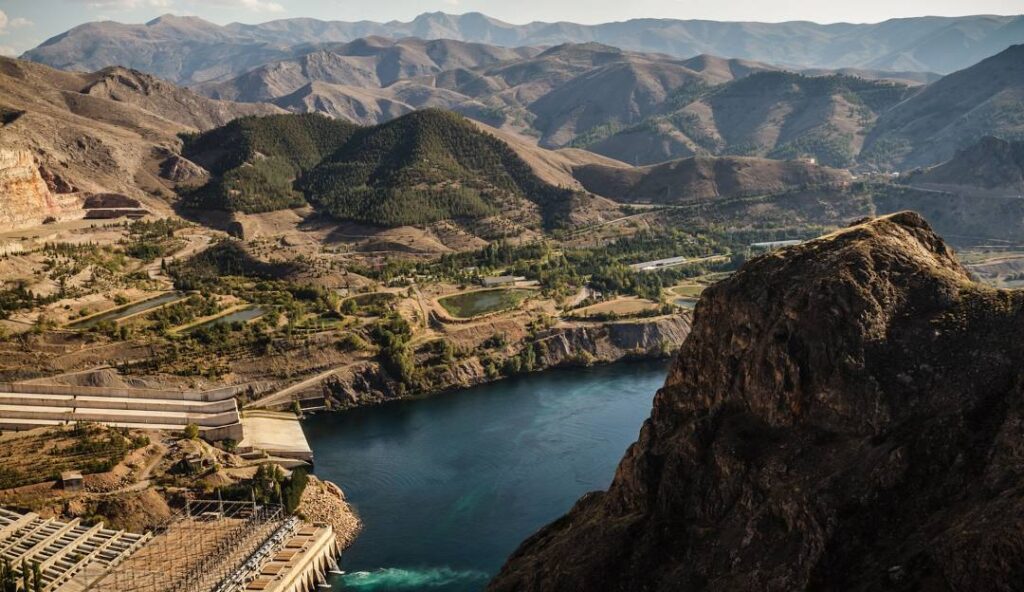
[323,315,691,409]
[536,316,690,365]
[0,149,83,229]
[490,212,1024,592]
[159,153,208,185]
[297,476,362,549]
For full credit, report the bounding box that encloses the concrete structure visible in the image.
[244,526,337,592]
[0,507,150,591]
[238,412,314,463]
[77,501,337,592]
[480,275,526,287]
[750,239,803,250]
[2,501,339,592]
[224,520,339,592]
[629,255,693,271]
[60,471,84,492]
[0,382,246,441]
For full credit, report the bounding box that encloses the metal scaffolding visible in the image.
[82,500,285,592]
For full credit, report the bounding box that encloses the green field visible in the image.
[670,283,706,298]
[439,289,532,318]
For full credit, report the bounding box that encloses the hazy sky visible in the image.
[1,0,1022,56]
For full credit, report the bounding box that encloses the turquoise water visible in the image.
[674,297,698,309]
[303,360,669,592]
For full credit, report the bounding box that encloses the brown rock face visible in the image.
[489,212,1024,592]
[159,153,208,184]
[0,149,83,229]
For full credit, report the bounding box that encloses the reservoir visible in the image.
[303,360,670,591]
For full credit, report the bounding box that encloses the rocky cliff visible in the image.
[489,212,1024,592]
[0,149,82,229]
[323,315,691,409]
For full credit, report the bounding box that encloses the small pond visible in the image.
[438,289,531,318]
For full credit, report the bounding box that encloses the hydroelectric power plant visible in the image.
[0,501,340,592]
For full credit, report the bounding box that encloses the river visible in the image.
[302,360,670,592]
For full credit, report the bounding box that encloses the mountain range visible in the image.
[1,54,859,236]
[23,12,1024,82]
[196,41,786,149]
[862,44,1024,168]
[21,11,1024,171]
[3,50,1022,239]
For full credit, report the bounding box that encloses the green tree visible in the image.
[0,557,16,592]
[282,468,309,514]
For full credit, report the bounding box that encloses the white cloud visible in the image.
[0,10,30,34]
[0,45,17,57]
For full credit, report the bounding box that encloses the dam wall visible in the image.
[0,382,245,441]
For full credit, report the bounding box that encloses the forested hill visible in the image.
[300,109,577,227]
[184,109,582,229]
[182,113,359,213]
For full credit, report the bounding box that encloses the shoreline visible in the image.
[304,354,674,417]
[299,314,691,413]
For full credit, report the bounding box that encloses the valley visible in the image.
[1,5,1023,592]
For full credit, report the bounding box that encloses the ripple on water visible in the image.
[339,567,489,591]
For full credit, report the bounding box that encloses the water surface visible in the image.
[70,292,184,328]
[437,289,530,318]
[303,360,669,591]
[185,306,264,332]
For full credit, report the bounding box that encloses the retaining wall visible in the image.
[0,382,245,402]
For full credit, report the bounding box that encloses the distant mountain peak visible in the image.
[145,14,216,27]
[23,12,1024,82]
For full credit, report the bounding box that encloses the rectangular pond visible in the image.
[69,292,185,328]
